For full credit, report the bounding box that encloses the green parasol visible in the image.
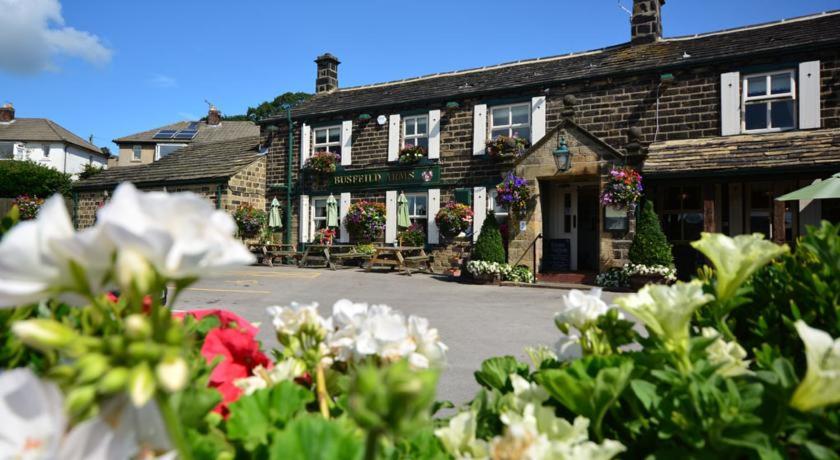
[268,197,282,229]
[776,173,840,201]
[326,194,339,228]
[397,192,410,229]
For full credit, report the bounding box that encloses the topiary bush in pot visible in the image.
[627,200,674,289]
[472,211,506,264]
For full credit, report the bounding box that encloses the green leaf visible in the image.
[473,356,529,392]
[630,378,661,411]
[803,441,840,460]
[226,381,314,452]
[269,415,364,460]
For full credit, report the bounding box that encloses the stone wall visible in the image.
[429,237,471,274]
[225,157,266,211]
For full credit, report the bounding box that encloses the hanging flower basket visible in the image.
[398,145,426,164]
[486,135,530,160]
[233,204,267,238]
[600,167,643,211]
[496,172,531,219]
[435,201,473,239]
[344,201,386,243]
[303,150,340,174]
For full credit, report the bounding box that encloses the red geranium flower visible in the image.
[201,327,271,416]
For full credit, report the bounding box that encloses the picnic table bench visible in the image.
[299,244,365,270]
[366,246,432,275]
[250,244,301,267]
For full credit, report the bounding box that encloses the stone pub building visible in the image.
[261,1,840,277]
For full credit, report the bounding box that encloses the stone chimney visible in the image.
[0,103,14,123]
[631,0,665,44]
[315,53,340,94]
[207,105,221,126]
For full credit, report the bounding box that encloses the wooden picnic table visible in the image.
[366,246,432,275]
[299,244,361,270]
[249,243,301,267]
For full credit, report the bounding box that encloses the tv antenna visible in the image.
[618,1,632,19]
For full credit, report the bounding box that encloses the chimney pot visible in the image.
[315,53,340,94]
[207,105,221,126]
[0,102,14,123]
[631,0,665,45]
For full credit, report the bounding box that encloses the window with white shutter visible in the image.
[300,124,311,167]
[720,72,741,136]
[339,193,351,243]
[299,195,310,243]
[741,70,796,133]
[799,61,821,130]
[428,110,441,160]
[472,104,487,156]
[473,187,487,242]
[385,190,397,243]
[341,120,352,165]
[387,114,401,162]
[428,189,440,244]
[531,96,546,144]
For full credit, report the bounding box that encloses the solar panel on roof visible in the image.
[187,122,199,130]
[153,130,177,139]
[173,130,197,140]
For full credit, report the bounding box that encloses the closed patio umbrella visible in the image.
[776,173,840,201]
[397,192,410,229]
[326,194,338,228]
[268,197,282,229]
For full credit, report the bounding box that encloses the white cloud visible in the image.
[0,0,112,74]
[148,74,177,88]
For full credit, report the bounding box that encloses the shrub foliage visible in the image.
[472,212,506,264]
[0,160,72,197]
[628,200,673,267]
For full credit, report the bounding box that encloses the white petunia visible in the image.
[555,288,613,330]
[95,182,255,281]
[407,315,448,369]
[701,328,752,378]
[790,321,840,412]
[434,410,489,460]
[0,368,170,459]
[266,302,326,337]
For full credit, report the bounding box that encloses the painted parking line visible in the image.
[187,287,272,294]
[224,271,321,279]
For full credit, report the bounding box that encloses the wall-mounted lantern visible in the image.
[445,101,460,110]
[358,113,372,121]
[553,136,571,172]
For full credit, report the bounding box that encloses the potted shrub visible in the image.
[398,145,426,165]
[627,200,675,290]
[495,173,531,219]
[434,201,473,240]
[303,150,340,174]
[486,135,530,160]
[472,212,506,264]
[344,201,386,243]
[465,260,503,284]
[233,204,267,239]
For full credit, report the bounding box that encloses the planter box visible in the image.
[629,273,669,291]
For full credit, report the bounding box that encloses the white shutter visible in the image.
[472,104,487,156]
[428,109,441,160]
[300,124,311,167]
[339,192,351,243]
[799,61,821,130]
[299,194,310,243]
[721,72,741,136]
[387,114,401,162]
[473,187,487,242]
[341,120,352,166]
[428,189,440,245]
[531,96,546,144]
[385,191,397,243]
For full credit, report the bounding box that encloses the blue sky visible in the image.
[1,0,838,154]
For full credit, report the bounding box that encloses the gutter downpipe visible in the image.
[215,183,223,210]
[284,105,294,246]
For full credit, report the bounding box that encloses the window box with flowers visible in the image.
[398,145,427,165]
[496,172,531,219]
[303,150,341,175]
[233,204,267,239]
[486,135,530,160]
[434,201,474,239]
[344,201,386,243]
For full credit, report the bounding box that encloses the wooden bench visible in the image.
[402,255,432,275]
[263,244,300,267]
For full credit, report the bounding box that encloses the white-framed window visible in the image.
[156,143,186,160]
[403,115,429,149]
[313,125,342,156]
[132,145,142,161]
[406,193,428,229]
[0,142,14,160]
[488,189,509,225]
[490,103,530,140]
[742,70,797,133]
[43,144,50,158]
[310,197,329,239]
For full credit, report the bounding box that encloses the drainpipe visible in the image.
[284,104,294,246]
[71,190,78,228]
[215,183,223,210]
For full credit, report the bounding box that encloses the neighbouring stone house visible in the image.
[0,103,109,178]
[72,137,265,229]
[112,105,258,167]
[259,1,840,276]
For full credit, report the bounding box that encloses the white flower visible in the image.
[96,182,255,280]
[555,288,612,329]
[691,233,789,302]
[701,328,752,378]
[155,356,189,393]
[615,281,713,348]
[434,410,489,460]
[790,321,840,412]
[407,316,448,369]
[510,374,549,411]
[266,302,325,337]
[0,368,170,459]
[234,358,306,396]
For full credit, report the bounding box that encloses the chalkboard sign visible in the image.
[543,238,571,272]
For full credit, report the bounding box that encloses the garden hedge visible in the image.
[472,212,506,264]
[0,160,72,198]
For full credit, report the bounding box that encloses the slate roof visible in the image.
[75,136,262,189]
[643,128,840,177]
[113,120,258,144]
[266,10,840,122]
[0,118,103,155]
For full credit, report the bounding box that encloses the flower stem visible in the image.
[157,393,193,460]
[316,362,330,419]
[364,430,380,460]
